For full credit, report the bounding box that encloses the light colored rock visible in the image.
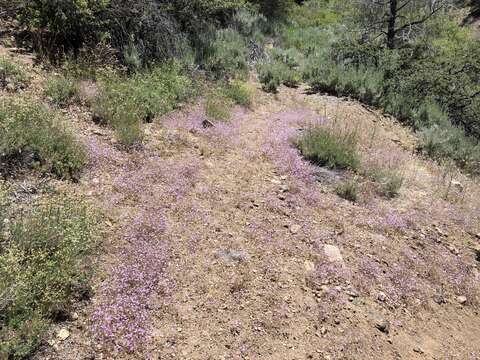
[323,245,344,263]
[290,224,301,234]
[451,180,463,191]
[56,328,70,341]
[377,292,387,302]
[457,296,467,305]
[304,260,315,273]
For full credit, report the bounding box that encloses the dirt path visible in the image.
[39,85,480,360]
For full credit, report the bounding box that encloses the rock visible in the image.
[202,119,215,128]
[278,194,286,201]
[433,291,446,305]
[345,288,358,298]
[91,113,106,125]
[5,83,15,92]
[448,245,459,256]
[413,347,424,354]
[451,180,463,192]
[71,312,79,320]
[457,296,467,305]
[476,233,480,240]
[290,224,301,234]
[215,249,249,263]
[280,184,290,193]
[323,245,344,263]
[377,292,387,302]
[56,328,70,341]
[375,319,390,334]
[304,260,315,273]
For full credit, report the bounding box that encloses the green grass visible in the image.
[44,75,80,107]
[225,80,254,107]
[336,179,358,202]
[296,126,360,170]
[0,57,30,91]
[206,93,234,121]
[92,62,192,146]
[0,98,86,179]
[368,168,404,198]
[0,191,98,359]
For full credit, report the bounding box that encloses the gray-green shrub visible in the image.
[336,179,358,202]
[296,126,360,170]
[206,29,249,79]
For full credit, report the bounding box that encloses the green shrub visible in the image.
[306,61,383,105]
[336,179,358,202]
[225,80,254,107]
[206,94,233,121]
[18,0,108,57]
[0,58,30,91]
[93,62,192,145]
[418,124,480,174]
[296,126,360,170]
[0,195,97,359]
[412,100,450,129]
[44,75,80,107]
[207,28,249,78]
[0,98,86,179]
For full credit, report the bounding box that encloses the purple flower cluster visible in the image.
[91,151,200,352]
[261,111,325,204]
[91,210,168,352]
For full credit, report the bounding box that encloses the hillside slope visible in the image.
[25,78,480,359]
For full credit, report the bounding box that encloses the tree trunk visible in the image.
[387,0,398,49]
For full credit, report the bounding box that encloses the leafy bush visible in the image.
[257,47,303,93]
[106,0,190,70]
[225,80,255,107]
[258,60,300,93]
[306,60,383,105]
[44,75,80,107]
[0,98,86,179]
[418,124,480,174]
[206,94,233,121]
[296,126,360,170]
[0,58,30,91]
[206,28,249,78]
[0,194,97,359]
[93,62,192,145]
[18,0,109,58]
[336,179,358,202]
